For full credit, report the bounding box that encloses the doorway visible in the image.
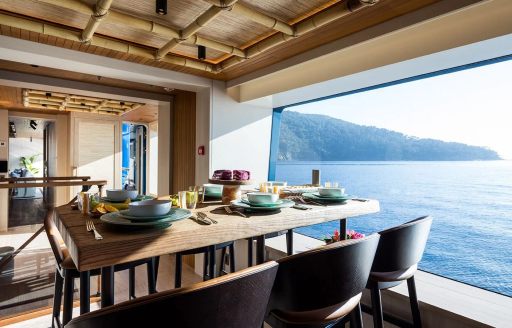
[122,123,147,195]
[7,117,53,227]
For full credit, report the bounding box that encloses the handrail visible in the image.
[0,180,106,189]
[0,176,91,182]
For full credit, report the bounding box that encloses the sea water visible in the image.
[275,161,512,296]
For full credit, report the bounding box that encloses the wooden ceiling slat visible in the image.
[0,0,444,80]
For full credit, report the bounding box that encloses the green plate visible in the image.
[241,199,284,207]
[231,199,294,211]
[118,209,176,221]
[100,208,191,226]
[303,193,352,202]
[100,195,154,203]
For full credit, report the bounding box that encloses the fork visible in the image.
[224,206,247,218]
[198,212,217,224]
[293,196,326,207]
[86,219,103,240]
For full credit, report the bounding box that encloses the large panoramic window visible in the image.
[273,58,512,297]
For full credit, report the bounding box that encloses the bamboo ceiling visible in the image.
[22,88,143,115]
[0,0,388,78]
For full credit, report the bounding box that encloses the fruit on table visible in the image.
[92,203,121,214]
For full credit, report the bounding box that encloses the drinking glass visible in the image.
[178,191,187,209]
[259,182,269,192]
[77,191,91,214]
[324,181,331,187]
[185,190,198,209]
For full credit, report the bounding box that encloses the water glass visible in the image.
[77,192,91,214]
[259,182,269,192]
[185,190,198,209]
[178,191,187,209]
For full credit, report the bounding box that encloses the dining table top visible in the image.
[54,199,380,271]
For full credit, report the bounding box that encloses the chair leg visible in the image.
[220,247,227,275]
[229,243,235,273]
[407,276,422,328]
[62,271,74,326]
[175,253,182,288]
[286,229,293,255]
[147,258,156,294]
[153,256,160,284]
[247,238,253,267]
[52,270,63,328]
[203,250,209,280]
[128,267,135,299]
[349,303,363,328]
[370,286,384,328]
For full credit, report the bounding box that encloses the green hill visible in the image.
[278,111,501,161]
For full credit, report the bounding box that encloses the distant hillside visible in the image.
[278,111,501,161]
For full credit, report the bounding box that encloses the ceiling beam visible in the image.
[81,0,113,42]
[217,0,378,71]
[0,13,216,72]
[34,0,244,60]
[155,1,238,60]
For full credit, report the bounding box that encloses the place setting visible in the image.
[79,189,192,230]
[301,186,354,205]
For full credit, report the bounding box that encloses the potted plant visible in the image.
[19,154,40,175]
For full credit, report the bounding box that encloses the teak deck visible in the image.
[54,200,380,271]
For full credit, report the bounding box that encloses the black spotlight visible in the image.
[9,121,16,138]
[29,120,37,130]
[156,0,167,15]
[198,45,206,60]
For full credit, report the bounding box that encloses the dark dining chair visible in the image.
[65,261,279,328]
[367,216,433,328]
[44,209,157,327]
[266,234,380,328]
[174,240,235,288]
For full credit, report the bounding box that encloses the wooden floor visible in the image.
[8,189,48,228]
[0,253,202,327]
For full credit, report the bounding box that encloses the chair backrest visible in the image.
[43,208,68,266]
[372,216,433,273]
[267,234,380,314]
[65,261,279,328]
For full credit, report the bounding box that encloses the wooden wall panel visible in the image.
[172,90,196,193]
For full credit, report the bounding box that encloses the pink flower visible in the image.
[346,230,365,239]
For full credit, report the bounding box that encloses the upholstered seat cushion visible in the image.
[270,293,361,326]
[370,264,417,282]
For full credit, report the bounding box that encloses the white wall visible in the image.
[209,80,273,183]
[195,88,210,185]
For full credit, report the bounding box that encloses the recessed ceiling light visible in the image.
[156,0,167,15]
[198,45,206,61]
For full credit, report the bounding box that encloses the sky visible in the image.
[288,59,512,159]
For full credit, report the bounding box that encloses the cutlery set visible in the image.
[86,219,103,240]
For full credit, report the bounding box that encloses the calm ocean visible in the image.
[275,161,512,297]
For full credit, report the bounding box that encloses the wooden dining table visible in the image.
[53,198,380,314]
